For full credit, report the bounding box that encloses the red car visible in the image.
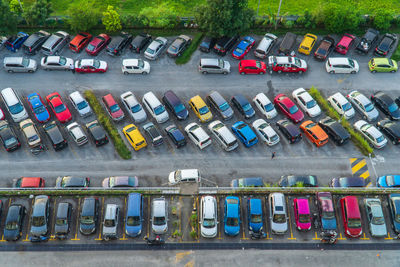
[46,92,72,123]
[74,59,108,73]
[340,196,362,238]
[13,177,45,188]
[85,33,111,56]
[238,60,267,75]
[335,33,355,55]
[274,94,304,123]
[267,56,307,74]
[69,32,92,53]
[102,94,124,121]
[293,198,311,231]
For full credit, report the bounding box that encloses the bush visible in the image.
[175,33,204,65]
[172,230,182,238]
[84,90,131,159]
[391,44,400,62]
[121,14,146,28]
[139,3,180,29]
[189,230,198,239]
[373,8,394,30]
[315,3,362,33]
[190,213,198,228]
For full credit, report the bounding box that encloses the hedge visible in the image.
[84,90,132,159]
[175,32,204,65]
[308,86,374,157]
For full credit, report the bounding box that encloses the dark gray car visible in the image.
[30,195,50,241]
[79,197,99,235]
[43,121,68,151]
[167,35,192,57]
[55,202,72,239]
[207,91,234,120]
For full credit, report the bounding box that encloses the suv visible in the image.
[102,204,120,240]
[4,204,25,241]
[54,202,72,240]
[200,196,218,238]
[23,30,50,55]
[167,35,192,57]
[3,57,37,73]
[340,196,362,238]
[151,197,168,234]
[247,198,263,233]
[355,28,379,54]
[208,120,238,151]
[30,195,50,241]
[276,119,302,144]
[318,116,350,145]
[125,193,143,237]
[41,31,70,56]
[268,193,288,234]
[316,192,337,231]
[375,33,397,56]
[207,91,234,120]
[130,33,151,53]
[199,36,217,53]
[143,122,163,146]
[43,121,68,151]
[106,32,132,56]
[0,120,21,152]
[79,197,99,235]
[5,32,29,52]
[213,36,239,56]
[163,90,189,120]
[165,124,186,148]
[325,57,359,74]
[199,58,230,74]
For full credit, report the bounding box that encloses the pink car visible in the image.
[335,33,355,55]
[293,198,311,231]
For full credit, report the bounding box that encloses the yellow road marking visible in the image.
[94,197,104,241]
[312,232,320,240]
[338,233,347,240]
[360,233,370,240]
[119,196,128,240]
[286,196,296,240]
[71,198,81,241]
[0,235,5,242]
[359,170,370,179]
[185,260,194,267]
[175,251,193,264]
[385,233,393,240]
[349,158,358,164]
[23,198,35,242]
[351,159,367,174]
[196,196,200,242]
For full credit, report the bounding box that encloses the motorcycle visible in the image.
[144,235,165,245]
[249,230,267,240]
[31,143,47,155]
[320,230,337,244]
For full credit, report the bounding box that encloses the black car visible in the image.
[4,204,25,241]
[43,121,68,151]
[167,35,192,57]
[106,32,133,56]
[375,33,397,56]
[0,120,20,152]
[143,122,163,146]
[371,91,400,120]
[22,30,50,55]
[376,119,400,145]
[55,202,72,240]
[30,195,50,241]
[79,197,99,235]
[318,116,350,145]
[162,90,189,120]
[278,175,318,187]
[199,36,217,53]
[56,176,90,188]
[276,119,302,144]
[130,33,151,53]
[330,177,366,187]
[355,28,379,54]
[85,120,108,147]
[213,36,239,56]
[165,124,186,148]
[231,94,255,119]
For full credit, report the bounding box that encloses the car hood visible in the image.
[270,221,288,234]
[132,108,147,122]
[152,223,167,234]
[321,218,337,230]
[249,222,263,232]
[344,107,355,119]
[391,109,400,120]
[80,223,95,234]
[28,60,37,69]
[36,110,50,122]
[103,225,117,236]
[65,58,74,67]
[4,229,19,240]
[297,221,311,230]
[155,111,169,123]
[224,61,231,71]
[99,61,107,70]
[168,172,177,184]
[126,224,142,237]
[308,105,322,117]
[55,224,69,234]
[31,225,47,236]
[224,224,240,236]
[367,108,379,120]
[201,225,217,238]
[370,223,387,237]
[176,108,189,120]
[300,59,307,69]
[353,60,360,71]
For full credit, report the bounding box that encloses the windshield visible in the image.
[146,47,155,54]
[299,214,310,224]
[110,104,120,113]
[376,136,385,143]
[294,58,301,66]
[170,45,178,52]
[77,101,88,110]
[86,44,95,51]
[388,103,399,113]
[235,48,244,54]
[138,59,144,68]
[289,105,299,114]
[203,218,216,228]
[342,102,352,111]
[33,106,46,115]
[174,104,186,114]
[154,105,165,115]
[218,59,224,68]
[226,217,239,226]
[9,103,23,115]
[251,214,262,223]
[59,57,67,65]
[5,221,18,230]
[322,211,335,219]
[395,214,400,223]
[22,58,30,67]
[306,100,317,109]
[317,48,326,55]
[265,103,274,112]
[131,104,142,113]
[273,213,286,223]
[28,134,39,143]
[54,104,66,113]
[153,216,166,226]
[56,219,67,226]
[199,106,209,115]
[219,102,229,112]
[348,59,355,67]
[104,219,115,227]
[364,103,374,112]
[4,137,17,147]
[348,218,361,228]
[372,215,385,225]
[32,216,45,227]
[81,216,94,225]
[386,176,395,187]
[93,60,100,68]
[243,103,252,112]
[127,216,141,226]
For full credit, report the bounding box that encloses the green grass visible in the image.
[391,43,400,62]
[176,33,204,65]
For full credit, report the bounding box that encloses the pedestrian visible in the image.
[271,152,276,159]
[70,63,75,74]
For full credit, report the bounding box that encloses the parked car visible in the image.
[46,92,72,123]
[268,193,288,234]
[122,59,150,74]
[247,198,263,233]
[120,91,147,123]
[102,204,120,240]
[318,116,350,145]
[144,37,168,60]
[231,121,258,147]
[298,33,317,55]
[268,56,307,74]
[330,177,366,187]
[69,32,92,53]
[142,92,169,123]
[300,120,329,147]
[22,30,50,55]
[278,32,297,55]
[122,124,147,151]
[208,120,238,151]
[163,90,188,120]
[232,36,255,59]
[3,204,25,241]
[75,59,107,73]
[41,31,70,55]
[388,194,400,234]
[85,120,108,147]
[355,28,379,54]
[325,57,359,74]
[276,119,302,144]
[371,91,400,120]
[375,33,397,56]
[43,121,68,151]
[56,176,90,188]
[207,91,234,120]
[189,95,213,123]
[102,94,124,121]
[0,120,21,152]
[335,33,355,55]
[165,124,186,148]
[279,175,318,187]
[292,88,321,117]
[106,32,132,56]
[125,193,143,237]
[231,94,255,119]
[5,32,29,52]
[199,36,217,53]
[66,122,88,146]
[184,122,212,149]
[13,177,45,188]
[85,33,110,56]
[30,195,50,241]
[20,119,41,148]
[54,202,72,240]
[340,196,362,238]
[254,33,277,59]
[354,120,387,149]
[376,119,400,145]
[151,197,168,234]
[143,122,163,146]
[3,57,37,73]
[376,175,400,188]
[167,35,192,57]
[130,33,152,53]
[368,58,398,73]
[252,119,280,146]
[0,36,7,50]
[364,198,387,237]
[168,169,200,185]
[27,93,50,123]
[79,197,99,235]
[102,176,139,188]
[41,56,73,71]
[224,196,241,236]
[274,94,304,123]
[231,177,263,188]
[293,198,311,231]
[200,196,218,238]
[238,59,267,74]
[213,36,239,56]
[198,58,230,74]
[347,90,379,121]
[314,36,335,60]
[69,91,92,117]
[316,192,337,231]
[253,93,277,119]
[327,92,355,120]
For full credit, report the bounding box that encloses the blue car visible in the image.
[27,93,50,123]
[247,198,263,233]
[231,121,258,147]
[224,196,240,236]
[316,192,337,231]
[388,194,400,234]
[5,32,29,52]
[377,175,400,188]
[231,36,255,59]
[125,193,143,237]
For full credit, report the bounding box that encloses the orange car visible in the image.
[300,120,329,147]
[69,32,92,53]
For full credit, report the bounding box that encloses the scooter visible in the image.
[144,235,165,245]
[320,230,337,244]
[249,230,267,240]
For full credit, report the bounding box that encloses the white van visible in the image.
[142,92,169,123]
[325,57,359,74]
[168,169,200,185]
[1,88,28,122]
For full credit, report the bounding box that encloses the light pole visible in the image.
[275,0,283,29]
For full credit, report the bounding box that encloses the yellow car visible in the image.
[122,124,147,151]
[298,33,317,55]
[189,95,213,123]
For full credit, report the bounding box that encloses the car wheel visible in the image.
[241,72,246,75]
[259,71,265,75]
[393,140,397,145]
[391,70,396,73]
[7,70,13,73]
[123,71,129,75]
[277,70,282,74]
[142,71,147,75]
[351,71,356,74]
[298,70,303,74]
[329,70,335,74]
[371,70,377,73]
[223,71,228,75]
[202,71,207,75]
[28,70,33,73]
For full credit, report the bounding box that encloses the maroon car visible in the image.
[102,94,124,121]
[274,94,304,123]
[85,33,111,56]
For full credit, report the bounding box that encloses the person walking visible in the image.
[69,63,75,74]
[271,152,276,159]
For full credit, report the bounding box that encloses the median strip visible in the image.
[176,33,204,65]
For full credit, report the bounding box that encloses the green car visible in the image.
[368,58,398,73]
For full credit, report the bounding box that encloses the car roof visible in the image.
[295,89,313,102]
[373,58,391,64]
[57,202,70,218]
[295,198,310,214]
[375,91,393,105]
[271,193,285,210]
[226,196,239,217]
[301,34,317,46]
[233,94,249,106]
[80,59,95,66]
[21,177,42,188]
[122,59,140,66]
[338,34,354,46]
[190,95,206,107]
[285,175,317,186]
[249,198,262,214]
[328,57,350,64]
[127,193,142,216]
[4,57,24,64]
[62,176,86,186]
[200,58,220,66]
[33,195,48,216]
[239,177,263,187]
[240,60,259,67]
[82,198,96,215]
[164,90,181,105]
[343,196,360,218]
[104,204,118,219]
[278,95,294,107]
[7,205,22,221]
[331,92,348,105]
[103,94,116,105]
[203,196,216,218]
[152,198,166,217]
[209,91,226,105]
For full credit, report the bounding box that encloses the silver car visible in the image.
[30,195,50,241]
[347,90,379,121]
[144,37,168,60]
[69,91,92,117]
[4,57,37,73]
[66,122,88,146]
[120,91,147,123]
[200,196,218,238]
[41,56,74,71]
[208,120,238,151]
[102,204,119,240]
[199,58,230,74]
[364,198,387,237]
[151,197,168,234]
[41,31,70,56]
[268,193,288,234]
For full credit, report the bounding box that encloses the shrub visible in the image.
[190,213,198,228]
[373,8,394,30]
[102,5,122,32]
[391,44,400,62]
[139,3,179,29]
[315,3,362,33]
[189,230,198,239]
[172,230,182,238]
[176,33,204,65]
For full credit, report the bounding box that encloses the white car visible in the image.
[292,88,321,117]
[66,122,88,146]
[41,56,73,71]
[325,57,359,74]
[268,193,288,234]
[144,37,168,60]
[327,92,355,120]
[200,196,218,238]
[20,119,41,148]
[120,91,147,123]
[185,122,211,149]
[151,197,168,234]
[354,120,387,149]
[252,93,277,119]
[122,59,150,75]
[252,119,280,146]
[142,92,169,124]
[347,91,379,121]
[208,120,238,151]
[168,169,200,185]
[69,91,92,117]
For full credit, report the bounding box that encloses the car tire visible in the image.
[351,71,356,74]
[142,71,147,75]
[329,71,335,74]
[202,71,207,75]
[7,70,13,73]
[372,70,377,73]
[278,70,282,74]
[391,70,396,73]
[259,71,265,75]
[28,70,33,73]
[298,70,303,74]
[223,71,228,75]
[123,71,129,75]
[241,72,246,75]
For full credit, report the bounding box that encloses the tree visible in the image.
[102,5,121,32]
[139,3,179,28]
[23,0,53,26]
[0,0,18,33]
[373,8,394,30]
[9,0,23,15]
[195,0,254,37]
[66,0,101,31]
[315,3,362,33]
